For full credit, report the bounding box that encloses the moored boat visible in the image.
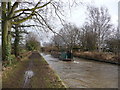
[59,51,73,61]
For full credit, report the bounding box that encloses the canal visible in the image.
[41,53,118,88]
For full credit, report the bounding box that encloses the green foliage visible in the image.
[20,49,27,54]
[10,55,17,65]
[26,39,40,51]
[3,33,12,66]
[3,54,16,67]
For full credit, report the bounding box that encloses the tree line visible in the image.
[50,6,120,54]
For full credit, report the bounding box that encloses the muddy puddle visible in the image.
[23,70,34,88]
[23,59,34,88]
[41,53,118,88]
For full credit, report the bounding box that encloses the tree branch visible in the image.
[8,2,19,18]
[14,1,51,13]
[10,1,51,24]
[35,11,68,45]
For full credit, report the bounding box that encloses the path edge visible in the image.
[38,52,67,88]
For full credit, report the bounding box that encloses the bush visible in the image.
[26,32,41,51]
[26,40,40,51]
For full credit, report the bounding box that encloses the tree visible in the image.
[12,23,28,57]
[105,27,120,54]
[51,23,80,51]
[86,6,113,52]
[80,23,97,51]
[13,24,20,57]
[26,32,40,51]
[1,1,51,64]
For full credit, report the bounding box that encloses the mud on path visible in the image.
[2,51,65,88]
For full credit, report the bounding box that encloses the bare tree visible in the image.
[51,23,80,50]
[86,6,113,52]
[105,27,120,54]
[80,23,97,51]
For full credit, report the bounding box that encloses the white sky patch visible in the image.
[94,0,119,27]
[66,4,86,27]
[66,0,119,27]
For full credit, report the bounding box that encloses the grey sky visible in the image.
[0,0,119,45]
[41,0,119,44]
[67,0,119,27]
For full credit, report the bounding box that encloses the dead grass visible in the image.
[74,51,119,64]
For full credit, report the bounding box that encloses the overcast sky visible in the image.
[41,0,119,44]
[0,0,119,46]
[67,0,119,27]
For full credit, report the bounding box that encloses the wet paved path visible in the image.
[41,53,118,88]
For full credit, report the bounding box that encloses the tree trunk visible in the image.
[2,21,12,64]
[2,2,12,65]
[14,24,20,57]
[2,2,7,62]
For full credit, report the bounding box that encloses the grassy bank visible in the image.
[28,52,66,88]
[73,51,119,65]
[2,51,66,88]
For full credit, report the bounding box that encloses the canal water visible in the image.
[41,53,118,88]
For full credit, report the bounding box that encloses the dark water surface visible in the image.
[41,53,118,88]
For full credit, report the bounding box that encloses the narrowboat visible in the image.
[59,51,73,61]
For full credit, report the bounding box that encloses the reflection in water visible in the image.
[73,61,79,64]
[41,53,118,88]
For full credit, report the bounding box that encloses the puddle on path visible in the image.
[23,70,34,88]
